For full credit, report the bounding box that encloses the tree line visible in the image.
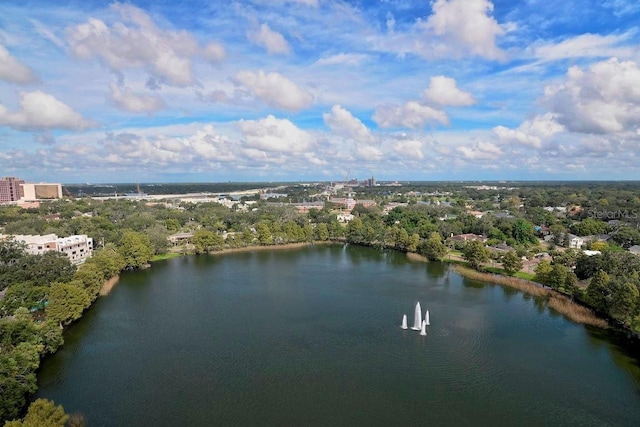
[2,181,640,423]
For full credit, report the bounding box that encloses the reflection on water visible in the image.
[37,244,640,426]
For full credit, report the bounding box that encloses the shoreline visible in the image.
[99,275,120,296]
[451,264,608,329]
[209,240,337,255]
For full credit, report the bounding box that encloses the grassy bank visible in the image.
[150,253,183,262]
[453,265,608,329]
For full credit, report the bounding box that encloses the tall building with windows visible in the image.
[0,177,25,202]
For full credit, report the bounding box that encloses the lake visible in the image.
[37,244,640,426]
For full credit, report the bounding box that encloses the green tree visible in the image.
[46,282,91,326]
[534,260,553,284]
[512,218,538,245]
[89,245,127,280]
[0,283,48,316]
[146,223,171,255]
[255,222,273,245]
[4,399,69,427]
[419,232,447,261]
[303,224,314,242]
[548,263,569,290]
[191,229,224,254]
[570,218,608,236]
[501,250,523,275]
[462,240,489,270]
[74,262,105,301]
[35,321,64,355]
[314,223,329,241]
[609,279,639,322]
[586,270,611,313]
[118,230,154,269]
[611,226,640,248]
[0,341,41,422]
[346,218,365,243]
[406,233,420,253]
[164,218,181,232]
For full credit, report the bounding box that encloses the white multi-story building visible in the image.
[4,234,94,265]
[20,183,63,200]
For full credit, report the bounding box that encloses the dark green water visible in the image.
[37,245,640,426]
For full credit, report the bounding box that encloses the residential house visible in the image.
[567,234,584,249]
[451,233,487,243]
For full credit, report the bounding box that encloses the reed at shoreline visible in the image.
[453,264,608,329]
[99,275,120,296]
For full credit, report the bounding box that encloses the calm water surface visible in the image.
[37,245,640,426]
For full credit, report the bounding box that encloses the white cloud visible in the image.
[373,101,449,129]
[30,19,66,49]
[531,33,634,62]
[356,145,383,161]
[186,125,236,161]
[233,70,314,111]
[457,141,503,160]
[0,43,38,84]
[424,0,508,60]
[238,115,314,153]
[109,83,166,113]
[393,139,424,160]
[202,42,226,64]
[323,105,373,142]
[493,113,564,148]
[314,53,368,67]
[0,90,95,131]
[424,76,475,107]
[542,58,640,134]
[247,23,291,55]
[603,0,640,16]
[66,3,224,86]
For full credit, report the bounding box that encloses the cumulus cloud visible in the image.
[424,76,475,107]
[493,114,564,148]
[186,125,235,161]
[238,115,314,153]
[424,0,508,60]
[233,70,313,111]
[542,58,640,134]
[373,101,448,129]
[356,145,383,161]
[109,83,166,113]
[457,141,503,160]
[0,90,95,131]
[247,23,291,55]
[393,139,424,160]
[323,105,373,142]
[66,3,224,86]
[0,44,38,84]
[202,42,226,64]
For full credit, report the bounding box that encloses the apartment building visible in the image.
[5,234,94,265]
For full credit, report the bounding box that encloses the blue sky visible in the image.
[1,0,639,183]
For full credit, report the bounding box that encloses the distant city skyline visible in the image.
[1,0,639,183]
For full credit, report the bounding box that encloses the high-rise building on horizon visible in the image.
[0,176,25,202]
